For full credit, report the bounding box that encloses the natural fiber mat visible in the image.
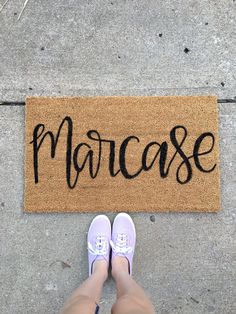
[24,96,220,212]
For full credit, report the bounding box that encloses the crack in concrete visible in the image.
[0,99,236,106]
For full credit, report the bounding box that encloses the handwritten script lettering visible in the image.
[30,116,216,188]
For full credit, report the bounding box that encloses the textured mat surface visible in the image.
[25,96,220,212]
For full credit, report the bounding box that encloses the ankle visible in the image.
[92,260,108,280]
[112,256,129,278]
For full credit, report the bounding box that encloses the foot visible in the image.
[87,215,111,277]
[111,213,136,276]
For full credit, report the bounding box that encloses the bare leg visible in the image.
[111,257,155,314]
[61,260,107,314]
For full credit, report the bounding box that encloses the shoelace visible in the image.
[88,236,108,256]
[110,233,133,254]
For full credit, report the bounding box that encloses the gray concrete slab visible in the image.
[0,0,236,101]
[0,103,236,314]
[0,1,236,313]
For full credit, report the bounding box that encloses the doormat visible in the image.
[24,96,220,212]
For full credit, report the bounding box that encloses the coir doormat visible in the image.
[24,96,220,212]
